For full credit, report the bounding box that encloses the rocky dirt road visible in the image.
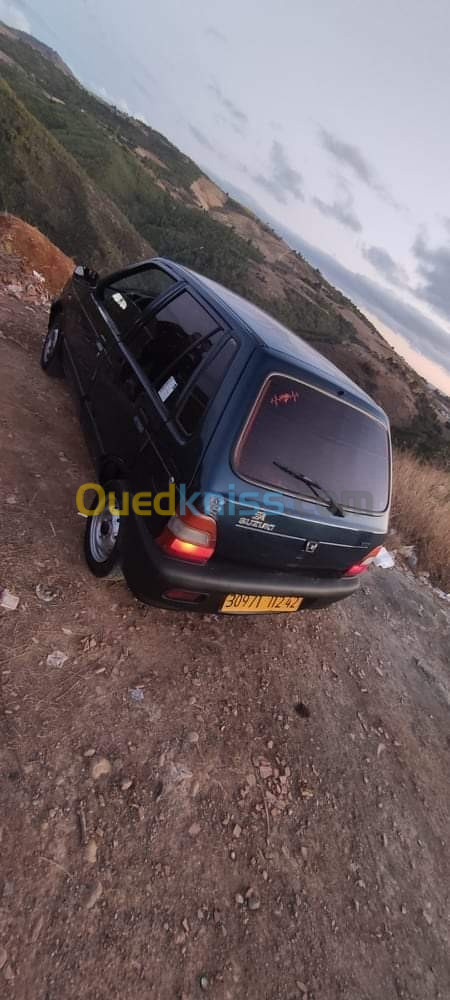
[0,290,449,1000]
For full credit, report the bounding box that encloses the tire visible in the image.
[41,315,64,376]
[84,481,126,579]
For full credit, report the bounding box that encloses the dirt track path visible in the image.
[1,293,449,1000]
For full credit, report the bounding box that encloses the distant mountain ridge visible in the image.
[0,19,448,462]
[0,19,74,77]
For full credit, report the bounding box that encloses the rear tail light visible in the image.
[156,507,217,565]
[344,546,383,578]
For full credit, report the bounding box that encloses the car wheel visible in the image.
[41,316,64,376]
[84,482,125,579]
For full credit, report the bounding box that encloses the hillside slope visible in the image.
[0,23,448,461]
[0,80,152,270]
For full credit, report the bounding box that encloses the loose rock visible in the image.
[90,757,112,780]
[188,822,201,838]
[85,881,103,910]
[0,947,7,970]
[85,839,98,865]
[246,887,261,910]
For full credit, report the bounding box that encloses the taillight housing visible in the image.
[156,507,217,565]
[344,545,382,578]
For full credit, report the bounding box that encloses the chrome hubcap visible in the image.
[89,501,120,563]
[43,326,59,363]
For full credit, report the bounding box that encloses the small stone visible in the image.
[200,974,208,990]
[31,916,44,943]
[85,881,103,909]
[262,870,268,881]
[400,904,407,915]
[182,917,189,933]
[90,757,112,780]
[187,731,199,744]
[0,947,7,970]
[121,778,133,791]
[267,740,274,749]
[301,846,308,860]
[245,887,261,910]
[3,964,14,983]
[259,765,273,780]
[46,650,68,669]
[235,893,245,905]
[229,850,236,861]
[246,773,256,787]
[232,824,242,839]
[188,822,201,838]
[297,983,308,995]
[85,839,98,864]
[423,909,433,926]
[84,748,96,758]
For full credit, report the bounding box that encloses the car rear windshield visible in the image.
[234,375,390,514]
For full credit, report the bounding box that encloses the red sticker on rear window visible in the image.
[270,389,300,407]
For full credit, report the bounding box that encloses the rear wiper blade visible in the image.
[273,461,345,518]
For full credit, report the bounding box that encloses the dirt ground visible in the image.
[0,288,449,1000]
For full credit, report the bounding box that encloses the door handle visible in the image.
[133,414,145,434]
[137,406,149,427]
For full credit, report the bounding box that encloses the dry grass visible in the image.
[392,450,450,590]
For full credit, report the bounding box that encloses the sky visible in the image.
[2,0,450,394]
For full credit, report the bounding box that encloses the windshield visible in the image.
[234,375,390,514]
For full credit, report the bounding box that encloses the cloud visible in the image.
[319,127,399,208]
[253,140,304,204]
[362,245,408,286]
[312,182,362,232]
[189,124,214,151]
[208,82,247,130]
[267,220,450,373]
[205,26,228,43]
[0,0,31,32]
[413,230,450,322]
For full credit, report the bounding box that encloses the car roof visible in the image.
[152,257,387,422]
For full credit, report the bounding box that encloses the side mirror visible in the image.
[74,265,99,285]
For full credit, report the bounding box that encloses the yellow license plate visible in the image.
[221,594,303,614]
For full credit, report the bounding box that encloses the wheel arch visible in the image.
[98,455,128,485]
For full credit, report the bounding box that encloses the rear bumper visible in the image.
[121,512,360,613]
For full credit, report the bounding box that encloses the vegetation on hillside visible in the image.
[392,451,450,589]
[0,80,151,269]
[0,37,263,290]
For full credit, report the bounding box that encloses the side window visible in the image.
[126,290,222,409]
[102,265,176,333]
[176,338,238,435]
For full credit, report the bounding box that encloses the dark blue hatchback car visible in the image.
[41,257,391,615]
